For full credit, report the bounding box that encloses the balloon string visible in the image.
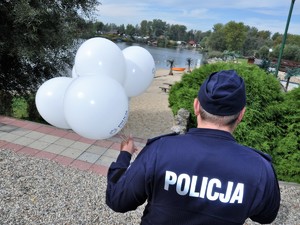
[119,122,131,141]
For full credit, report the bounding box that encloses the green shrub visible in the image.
[1,93,46,123]
[282,44,300,61]
[169,62,282,130]
[273,87,300,183]
[207,50,223,59]
[273,44,300,61]
[258,45,270,59]
[26,94,46,123]
[169,62,300,183]
[11,97,28,119]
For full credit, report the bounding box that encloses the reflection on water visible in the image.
[116,42,203,69]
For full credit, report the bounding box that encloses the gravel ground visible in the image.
[0,149,299,225]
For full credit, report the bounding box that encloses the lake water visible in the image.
[116,42,203,69]
[68,40,203,76]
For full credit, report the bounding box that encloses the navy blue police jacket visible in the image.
[106,128,280,225]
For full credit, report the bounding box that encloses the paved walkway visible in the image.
[0,116,147,176]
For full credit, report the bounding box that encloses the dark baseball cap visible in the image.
[198,70,246,116]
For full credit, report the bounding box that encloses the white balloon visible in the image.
[122,46,156,97]
[35,77,72,129]
[64,75,129,140]
[71,65,79,78]
[75,37,126,84]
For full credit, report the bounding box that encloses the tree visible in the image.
[118,24,126,35]
[140,20,148,36]
[105,23,118,32]
[185,30,195,42]
[242,27,259,56]
[272,33,300,48]
[94,21,104,33]
[0,0,99,99]
[207,23,226,51]
[258,45,271,59]
[257,30,271,40]
[242,26,273,56]
[168,24,187,41]
[147,21,153,38]
[287,34,300,45]
[272,33,283,46]
[126,24,136,36]
[223,21,247,51]
[272,32,281,41]
[272,44,300,61]
[193,30,202,44]
[152,19,168,37]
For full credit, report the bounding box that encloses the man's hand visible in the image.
[120,136,138,155]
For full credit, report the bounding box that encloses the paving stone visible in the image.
[28,140,51,150]
[43,144,67,154]
[95,155,115,167]
[0,125,18,132]
[60,147,85,159]
[70,160,92,171]
[103,149,120,158]
[25,131,46,139]
[0,133,20,142]
[10,129,31,136]
[86,145,107,155]
[14,136,35,146]
[54,138,75,147]
[39,134,61,143]
[77,152,100,163]
[69,141,91,151]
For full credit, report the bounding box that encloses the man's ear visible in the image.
[237,107,246,123]
[194,98,200,116]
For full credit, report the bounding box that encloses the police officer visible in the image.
[106,70,280,225]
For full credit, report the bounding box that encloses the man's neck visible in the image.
[197,122,234,134]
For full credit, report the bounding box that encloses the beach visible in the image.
[126,69,183,139]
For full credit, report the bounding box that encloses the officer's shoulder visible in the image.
[248,147,272,162]
[146,132,179,146]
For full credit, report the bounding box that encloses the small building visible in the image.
[188,40,196,47]
[247,57,255,64]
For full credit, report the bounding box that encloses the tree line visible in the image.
[85,19,300,61]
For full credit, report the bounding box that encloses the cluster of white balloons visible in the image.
[35,37,155,140]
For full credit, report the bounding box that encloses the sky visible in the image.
[95,0,300,35]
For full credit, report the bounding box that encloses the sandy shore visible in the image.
[126,69,184,139]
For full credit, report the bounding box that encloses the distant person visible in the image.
[106,70,280,225]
